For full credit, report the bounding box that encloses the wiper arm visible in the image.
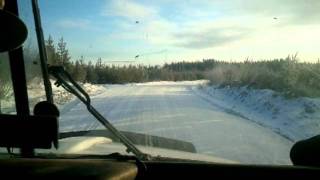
[48,66,150,160]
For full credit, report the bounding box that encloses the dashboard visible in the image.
[0,157,319,179]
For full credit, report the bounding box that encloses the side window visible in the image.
[18,1,46,113]
[0,53,16,114]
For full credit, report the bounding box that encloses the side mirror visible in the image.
[290,135,320,167]
[0,9,28,52]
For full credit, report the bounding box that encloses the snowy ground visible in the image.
[0,78,106,114]
[58,80,296,165]
[196,84,320,142]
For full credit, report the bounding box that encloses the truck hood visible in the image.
[53,136,236,164]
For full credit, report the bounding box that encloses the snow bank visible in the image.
[26,78,106,109]
[194,84,320,142]
[51,81,106,105]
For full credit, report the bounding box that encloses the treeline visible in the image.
[45,36,213,84]
[206,55,320,98]
[45,36,320,97]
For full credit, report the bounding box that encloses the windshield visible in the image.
[23,0,320,164]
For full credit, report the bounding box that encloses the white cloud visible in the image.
[99,0,320,61]
[56,19,90,29]
[143,19,177,45]
[212,0,320,25]
[102,0,157,20]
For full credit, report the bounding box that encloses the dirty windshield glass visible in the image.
[0,53,16,114]
[37,0,320,164]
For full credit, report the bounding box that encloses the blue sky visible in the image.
[39,0,320,65]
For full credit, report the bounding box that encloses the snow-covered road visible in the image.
[59,81,293,164]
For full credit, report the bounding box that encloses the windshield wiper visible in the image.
[48,66,150,160]
[59,129,197,153]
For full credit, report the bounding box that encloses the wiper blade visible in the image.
[48,66,150,160]
[60,129,197,153]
